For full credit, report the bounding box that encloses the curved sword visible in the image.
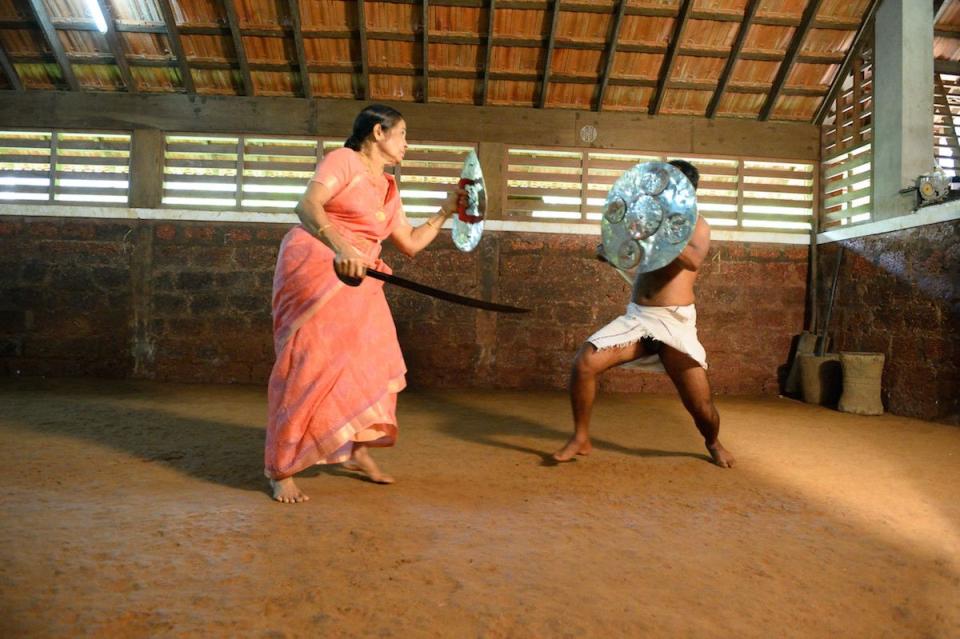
[337,265,529,314]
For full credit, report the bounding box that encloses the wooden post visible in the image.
[478,141,504,220]
[129,129,165,209]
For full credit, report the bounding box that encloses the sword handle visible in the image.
[332,260,364,287]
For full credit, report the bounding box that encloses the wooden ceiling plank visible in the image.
[0,41,23,91]
[358,0,370,100]
[596,0,627,111]
[223,0,254,95]
[422,0,429,102]
[95,0,136,93]
[157,0,196,95]
[288,0,312,98]
[649,0,693,114]
[538,0,562,108]
[26,0,80,91]
[706,0,760,118]
[480,0,496,105]
[813,0,881,124]
[760,0,825,121]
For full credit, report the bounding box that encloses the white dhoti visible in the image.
[587,303,708,373]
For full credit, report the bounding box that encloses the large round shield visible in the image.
[600,161,697,273]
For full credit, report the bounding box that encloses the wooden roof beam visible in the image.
[479,0,496,105]
[358,0,370,99]
[95,0,136,93]
[706,0,760,118]
[223,0,254,95]
[288,0,312,98]
[157,0,196,95]
[649,0,692,114]
[538,0,561,108]
[760,0,825,121]
[421,0,429,102]
[595,0,627,111]
[0,41,23,91]
[813,0,881,124]
[26,0,80,91]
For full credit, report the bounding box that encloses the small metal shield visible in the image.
[452,150,485,252]
[600,161,697,273]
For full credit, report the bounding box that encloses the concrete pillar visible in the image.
[871,0,935,219]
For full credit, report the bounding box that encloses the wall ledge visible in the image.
[817,199,960,244]
[0,204,812,245]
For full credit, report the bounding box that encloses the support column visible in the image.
[871,0,934,219]
[129,128,165,209]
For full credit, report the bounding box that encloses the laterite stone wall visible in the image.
[0,216,808,397]
[817,221,960,423]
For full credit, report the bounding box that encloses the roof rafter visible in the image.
[288,0,312,98]
[760,0,825,121]
[0,41,23,90]
[222,0,254,95]
[538,0,561,108]
[357,0,370,99]
[479,0,496,105]
[26,0,80,91]
[595,0,627,111]
[95,0,136,93]
[422,0,429,102]
[813,0,880,124]
[157,0,196,95]
[706,0,760,118]
[649,0,692,114]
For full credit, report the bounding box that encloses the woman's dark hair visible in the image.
[668,159,699,190]
[344,104,404,151]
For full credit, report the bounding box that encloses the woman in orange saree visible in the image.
[265,105,463,503]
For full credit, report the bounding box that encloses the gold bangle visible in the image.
[317,223,333,235]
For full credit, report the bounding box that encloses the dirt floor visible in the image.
[0,378,958,638]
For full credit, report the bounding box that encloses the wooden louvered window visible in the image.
[165,135,470,215]
[507,145,815,236]
[394,143,476,220]
[820,52,872,229]
[163,135,243,208]
[0,130,131,205]
[934,73,960,178]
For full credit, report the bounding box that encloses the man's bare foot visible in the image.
[552,435,593,462]
[707,442,736,468]
[342,446,395,484]
[270,477,309,503]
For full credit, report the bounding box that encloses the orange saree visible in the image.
[264,148,407,479]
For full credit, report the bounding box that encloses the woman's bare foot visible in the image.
[343,445,395,484]
[552,434,593,462]
[270,477,309,503]
[707,442,736,468]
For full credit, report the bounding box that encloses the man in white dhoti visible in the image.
[553,160,736,468]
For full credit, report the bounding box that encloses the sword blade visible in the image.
[366,269,529,314]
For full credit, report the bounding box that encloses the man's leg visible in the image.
[659,346,735,468]
[552,340,652,461]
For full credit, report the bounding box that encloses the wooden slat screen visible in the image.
[241,137,320,209]
[508,145,814,235]
[163,134,243,208]
[394,143,476,219]
[820,45,873,229]
[0,130,131,205]
[934,73,960,178]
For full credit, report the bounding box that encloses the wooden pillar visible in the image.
[478,141,504,220]
[129,129,165,209]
